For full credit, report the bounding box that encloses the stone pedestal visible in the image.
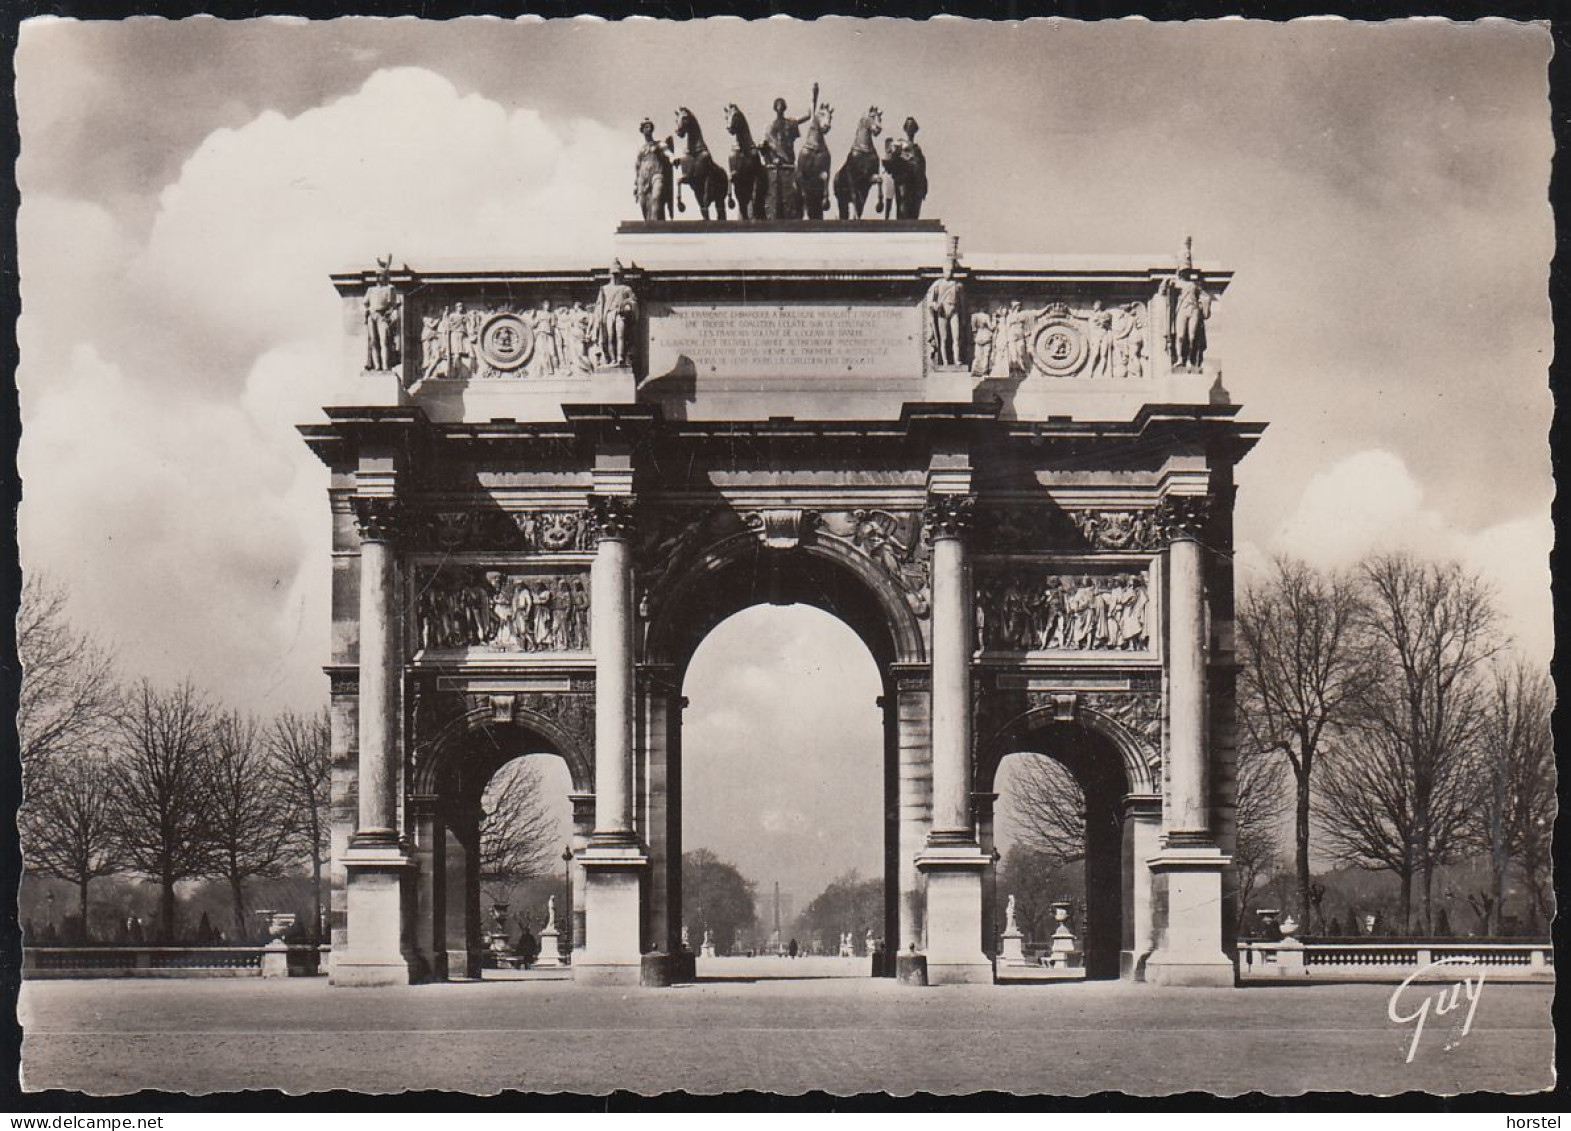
[574,844,648,986]
[334,843,415,987]
[917,844,993,984]
[1144,844,1235,987]
[260,938,290,980]
[699,940,716,959]
[998,929,1026,966]
[536,926,563,968]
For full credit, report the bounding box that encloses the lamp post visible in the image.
[561,844,573,955]
[45,890,54,941]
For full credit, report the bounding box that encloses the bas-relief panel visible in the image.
[415,567,589,654]
[976,568,1152,653]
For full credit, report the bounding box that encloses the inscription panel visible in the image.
[647,302,921,381]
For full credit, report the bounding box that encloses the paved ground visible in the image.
[18,972,1554,1097]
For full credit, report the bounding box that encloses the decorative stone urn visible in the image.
[1048,901,1081,969]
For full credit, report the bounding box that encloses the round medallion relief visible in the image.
[1030,317,1088,378]
[477,312,535,372]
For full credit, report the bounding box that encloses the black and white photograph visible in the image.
[9,14,1557,1101]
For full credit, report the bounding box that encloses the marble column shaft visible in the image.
[1167,532,1208,836]
[929,529,974,839]
[592,533,635,839]
[356,520,400,840]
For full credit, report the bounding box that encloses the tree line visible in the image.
[18,575,333,943]
[1238,551,1552,936]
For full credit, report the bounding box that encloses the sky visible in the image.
[14,17,1554,899]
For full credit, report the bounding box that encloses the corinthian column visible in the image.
[925,493,976,843]
[577,493,649,986]
[1144,491,1233,987]
[590,494,637,842]
[353,497,401,842]
[335,495,414,987]
[914,492,991,985]
[1161,495,1212,838]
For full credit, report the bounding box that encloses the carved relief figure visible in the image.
[364,256,402,372]
[634,117,673,222]
[817,509,931,617]
[417,568,590,653]
[594,260,638,369]
[531,300,560,374]
[978,571,1150,652]
[419,314,444,382]
[925,256,965,368]
[970,312,995,378]
[439,302,479,380]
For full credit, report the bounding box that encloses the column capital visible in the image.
[589,494,638,542]
[353,496,403,544]
[1157,494,1213,544]
[922,492,976,541]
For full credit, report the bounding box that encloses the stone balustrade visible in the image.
[1237,940,1553,983]
[22,945,329,980]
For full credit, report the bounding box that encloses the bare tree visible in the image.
[1316,723,1425,927]
[1003,755,1085,868]
[1361,553,1501,933]
[207,711,295,938]
[16,575,116,786]
[1232,740,1287,930]
[109,679,217,942]
[478,758,560,896]
[1317,554,1501,933]
[19,750,121,941]
[270,708,332,942]
[1464,660,1554,934]
[1237,556,1368,928]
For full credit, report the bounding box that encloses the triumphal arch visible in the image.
[303,209,1263,988]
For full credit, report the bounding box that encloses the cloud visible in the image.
[18,66,636,711]
[130,67,625,366]
[1263,448,1552,663]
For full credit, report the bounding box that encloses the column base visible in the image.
[1144,843,1235,989]
[574,841,647,986]
[916,842,992,985]
[333,842,417,988]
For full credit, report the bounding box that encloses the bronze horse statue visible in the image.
[796,102,835,220]
[834,107,884,220]
[672,107,729,220]
[722,104,766,221]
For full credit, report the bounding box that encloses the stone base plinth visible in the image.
[574,841,647,986]
[916,843,992,985]
[535,927,564,968]
[999,930,1026,966]
[333,842,415,987]
[1144,844,1236,988]
[260,940,290,979]
[896,953,929,985]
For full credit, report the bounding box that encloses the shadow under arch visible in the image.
[980,711,1153,981]
[415,707,592,801]
[644,528,928,678]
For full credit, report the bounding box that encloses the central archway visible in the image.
[681,604,883,972]
[639,527,931,971]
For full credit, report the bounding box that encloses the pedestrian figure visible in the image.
[788,937,799,959]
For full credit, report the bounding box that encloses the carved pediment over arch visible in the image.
[974,677,1162,796]
[410,679,594,796]
[635,503,933,623]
